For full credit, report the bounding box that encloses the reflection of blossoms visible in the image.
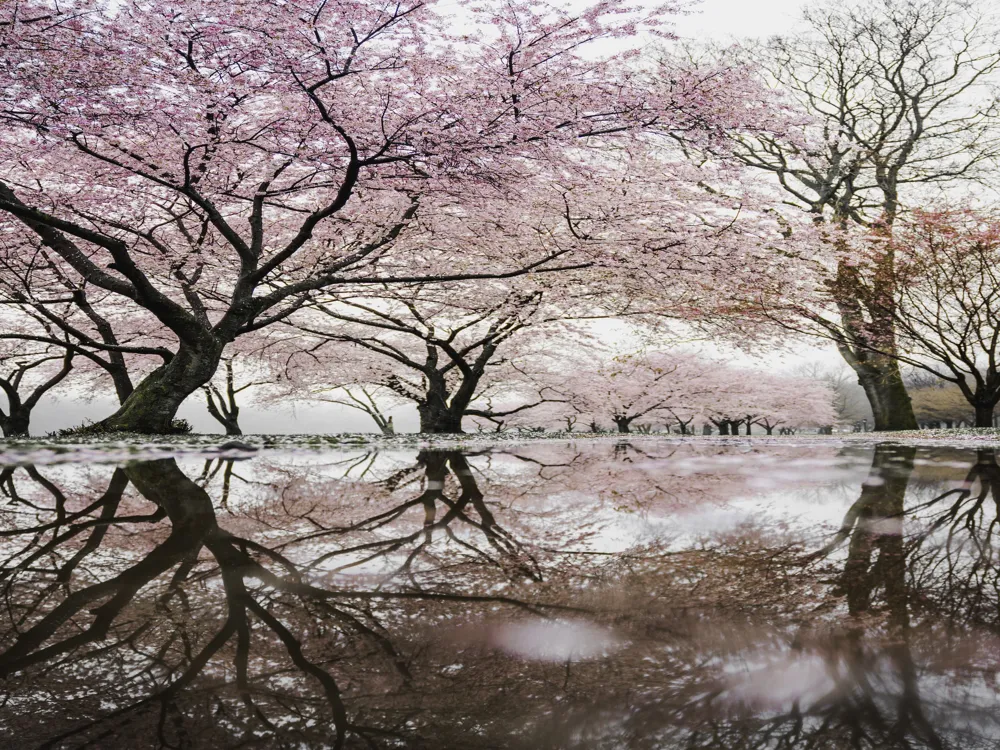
[0,443,1000,747]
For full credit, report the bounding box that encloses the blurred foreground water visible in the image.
[1,439,998,749]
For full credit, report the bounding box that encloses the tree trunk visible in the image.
[765,426,774,435]
[0,409,30,438]
[975,404,995,429]
[418,398,464,434]
[845,357,917,433]
[831,245,918,432]
[85,340,225,434]
[222,420,243,436]
[205,396,243,436]
[716,421,729,436]
[614,417,631,433]
[419,410,463,433]
[745,421,752,435]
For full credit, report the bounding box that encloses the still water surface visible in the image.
[0,439,997,749]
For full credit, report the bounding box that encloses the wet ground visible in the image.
[0,439,998,749]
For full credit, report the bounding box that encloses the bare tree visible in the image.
[735,0,1000,430]
[845,211,1000,426]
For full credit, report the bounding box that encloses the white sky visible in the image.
[670,0,806,41]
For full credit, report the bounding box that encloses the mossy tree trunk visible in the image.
[88,340,225,434]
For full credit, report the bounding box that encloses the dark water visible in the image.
[1,440,999,749]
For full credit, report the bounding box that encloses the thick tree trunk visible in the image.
[975,404,995,429]
[716,422,730,436]
[221,420,243,436]
[417,373,474,434]
[614,417,632,433]
[0,409,30,438]
[854,357,918,432]
[85,340,225,434]
[418,399,464,434]
[419,412,463,433]
[830,244,918,432]
[765,426,774,435]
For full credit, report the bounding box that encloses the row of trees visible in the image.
[273,348,837,436]
[2,0,1000,435]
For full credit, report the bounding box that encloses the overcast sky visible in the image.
[29,0,816,437]
[670,0,806,41]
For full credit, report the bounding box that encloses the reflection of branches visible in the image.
[301,451,543,585]
[0,453,593,747]
[8,442,1000,748]
[722,444,949,750]
[0,460,355,747]
[897,448,1000,635]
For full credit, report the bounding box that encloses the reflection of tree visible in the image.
[810,445,945,750]
[5,443,1000,748]
[1,460,358,747]
[694,444,1000,750]
[902,448,1000,631]
[297,450,543,586]
[0,453,588,748]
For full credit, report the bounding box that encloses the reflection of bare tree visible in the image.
[899,448,1000,636]
[698,444,1000,750]
[628,445,1000,750]
[809,445,945,750]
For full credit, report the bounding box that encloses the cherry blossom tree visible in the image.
[513,349,717,434]
[745,374,838,435]
[0,0,767,434]
[503,348,838,436]
[701,372,836,436]
[279,272,602,433]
